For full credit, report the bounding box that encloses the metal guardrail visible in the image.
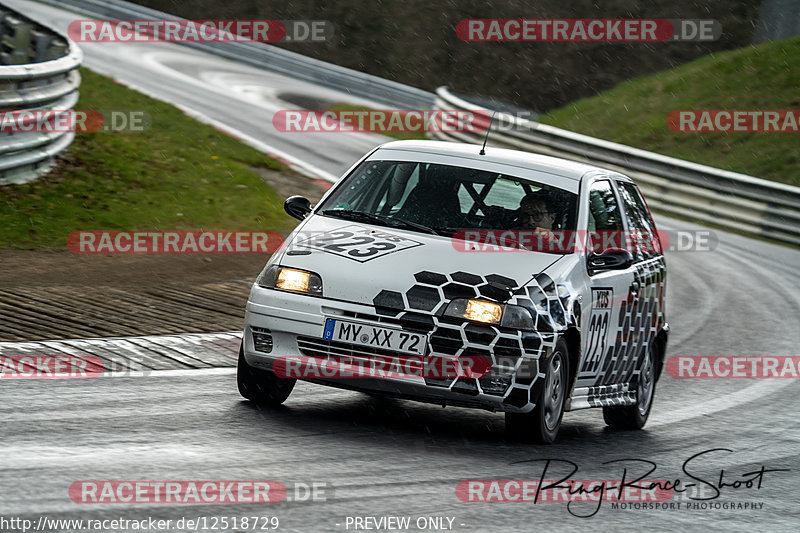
[22,1,799,245]
[432,87,800,246]
[0,3,82,185]
[33,0,436,109]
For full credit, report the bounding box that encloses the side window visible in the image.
[588,180,623,231]
[617,182,659,260]
[587,180,624,253]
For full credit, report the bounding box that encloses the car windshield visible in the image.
[317,160,577,239]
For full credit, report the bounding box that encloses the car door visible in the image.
[612,179,667,383]
[576,178,637,389]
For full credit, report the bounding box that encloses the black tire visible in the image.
[237,344,295,406]
[603,342,656,429]
[506,338,570,444]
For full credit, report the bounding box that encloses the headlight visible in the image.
[258,265,323,295]
[444,298,534,330]
[466,300,503,324]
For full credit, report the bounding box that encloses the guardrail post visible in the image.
[45,38,68,61]
[1,16,33,65]
[32,28,54,62]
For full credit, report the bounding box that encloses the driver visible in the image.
[516,192,555,231]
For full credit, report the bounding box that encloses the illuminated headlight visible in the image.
[465,299,503,324]
[257,265,323,295]
[444,298,534,330]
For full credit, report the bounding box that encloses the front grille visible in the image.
[296,336,425,373]
[337,311,403,328]
[297,336,419,360]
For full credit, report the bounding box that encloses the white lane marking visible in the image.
[177,104,339,182]
[0,331,241,346]
[6,2,343,182]
[652,215,800,427]
[660,253,717,348]
[134,367,236,378]
[8,2,800,429]
[3,331,796,423]
[0,365,236,382]
[649,379,796,427]
[77,44,342,182]
[91,46,380,182]
[0,332,241,356]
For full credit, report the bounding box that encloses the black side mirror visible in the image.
[588,248,634,272]
[284,195,312,221]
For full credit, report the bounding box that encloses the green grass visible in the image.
[539,36,800,186]
[328,103,428,141]
[0,68,295,249]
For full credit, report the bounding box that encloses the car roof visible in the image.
[374,140,616,182]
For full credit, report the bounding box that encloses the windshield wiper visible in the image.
[428,226,462,236]
[380,215,441,236]
[321,209,388,226]
[321,210,440,235]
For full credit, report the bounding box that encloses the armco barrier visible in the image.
[22,1,799,246]
[34,0,435,109]
[431,87,800,246]
[0,3,82,185]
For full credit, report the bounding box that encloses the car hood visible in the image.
[276,215,564,307]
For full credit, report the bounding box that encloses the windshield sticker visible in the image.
[293,225,423,262]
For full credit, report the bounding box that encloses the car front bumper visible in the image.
[243,284,555,413]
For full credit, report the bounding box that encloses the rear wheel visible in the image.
[603,342,656,429]
[237,344,295,406]
[506,338,569,444]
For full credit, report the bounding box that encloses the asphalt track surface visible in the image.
[2,1,800,532]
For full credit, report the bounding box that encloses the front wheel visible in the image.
[506,338,570,444]
[603,342,656,429]
[237,344,295,406]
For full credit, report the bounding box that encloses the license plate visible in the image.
[322,319,426,356]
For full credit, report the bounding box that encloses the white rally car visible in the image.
[238,140,668,443]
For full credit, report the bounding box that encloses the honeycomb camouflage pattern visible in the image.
[369,257,665,411]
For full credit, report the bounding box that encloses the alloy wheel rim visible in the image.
[637,348,655,416]
[543,351,566,431]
